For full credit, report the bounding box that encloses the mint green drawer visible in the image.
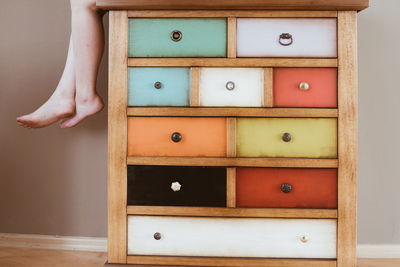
[128,18,227,58]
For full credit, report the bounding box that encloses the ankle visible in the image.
[51,90,75,101]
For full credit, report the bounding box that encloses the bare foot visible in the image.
[59,95,104,128]
[17,96,75,128]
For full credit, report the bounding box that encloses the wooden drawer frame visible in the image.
[107,10,357,267]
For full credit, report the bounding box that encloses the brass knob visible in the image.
[171,181,182,192]
[171,132,182,143]
[299,82,310,91]
[282,132,292,142]
[171,30,182,42]
[154,232,162,240]
[226,81,235,91]
[300,235,309,243]
[281,183,292,193]
[279,33,293,46]
[154,81,162,89]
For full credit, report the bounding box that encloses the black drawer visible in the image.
[127,166,226,207]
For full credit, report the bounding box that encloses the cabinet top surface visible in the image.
[96,0,368,11]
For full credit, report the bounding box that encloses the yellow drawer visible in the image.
[236,118,337,158]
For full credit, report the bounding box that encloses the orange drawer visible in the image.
[236,168,337,208]
[128,117,227,157]
[273,68,337,108]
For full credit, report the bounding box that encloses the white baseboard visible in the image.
[358,244,400,258]
[1,233,399,258]
[0,233,107,252]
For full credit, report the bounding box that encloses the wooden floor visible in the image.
[0,247,399,267]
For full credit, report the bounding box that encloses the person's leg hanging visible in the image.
[60,0,105,128]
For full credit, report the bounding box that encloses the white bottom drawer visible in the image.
[127,216,337,258]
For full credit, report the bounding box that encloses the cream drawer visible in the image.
[199,68,264,107]
[237,18,337,57]
[128,216,337,258]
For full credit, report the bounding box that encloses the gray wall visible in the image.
[0,0,108,237]
[358,0,400,244]
[0,0,399,244]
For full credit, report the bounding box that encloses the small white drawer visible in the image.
[199,68,264,107]
[128,216,337,258]
[237,18,337,58]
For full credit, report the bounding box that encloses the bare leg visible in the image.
[59,0,105,128]
[16,38,76,128]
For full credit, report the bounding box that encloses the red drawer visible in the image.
[236,168,337,208]
[273,68,337,108]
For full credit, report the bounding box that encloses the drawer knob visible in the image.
[171,30,182,42]
[279,33,293,46]
[171,132,182,143]
[299,82,310,91]
[171,181,182,192]
[281,183,292,193]
[300,235,309,243]
[282,132,292,142]
[226,81,235,91]
[154,81,162,89]
[153,232,162,240]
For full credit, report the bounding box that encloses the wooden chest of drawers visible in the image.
[99,0,368,266]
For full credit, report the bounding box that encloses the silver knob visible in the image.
[170,30,182,42]
[299,82,310,91]
[226,81,235,91]
[279,33,293,46]
[171,181,182,192]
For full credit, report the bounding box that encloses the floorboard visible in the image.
[0,247,399,267]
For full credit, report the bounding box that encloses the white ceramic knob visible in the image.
[171,181,182,192]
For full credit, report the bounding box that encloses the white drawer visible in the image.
[128,216,337,258]
[199,68,264,107]
[237,18,337,57]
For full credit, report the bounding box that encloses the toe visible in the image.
[16,116,29,123]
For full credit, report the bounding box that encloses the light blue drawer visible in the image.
[128,18,227,57]
[128,68,190,107]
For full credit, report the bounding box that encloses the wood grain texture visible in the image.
[126,206,337,218]
[227,18,237,58]
[127,107,338,118]
[107,260,400,267]
[226,168,236,208]
[0,248,392,267]
[127,58,338,68]
[127,256,336,267]
[127,157,338,168]
[190,68,200,107]
[96,0,369,11]
[226,118,236,157]
[337,11,358,267]
[107,11,127,264]
[263,68,273,107]
[127,10,338,18]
